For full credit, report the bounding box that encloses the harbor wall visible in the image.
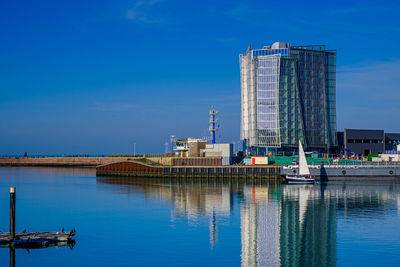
[96,161,282,179]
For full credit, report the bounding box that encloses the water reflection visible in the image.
[0,166,95,177]
[96,177,400,267]
[2,241,75,267]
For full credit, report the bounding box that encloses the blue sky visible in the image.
[1,0,400,155]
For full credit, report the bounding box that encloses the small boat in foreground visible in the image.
[285,141,315,184]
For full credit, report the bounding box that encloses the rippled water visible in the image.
[0,167,399,266]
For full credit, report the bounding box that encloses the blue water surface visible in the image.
[0,167,399,266]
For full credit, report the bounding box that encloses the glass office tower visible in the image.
[240,42,337,155]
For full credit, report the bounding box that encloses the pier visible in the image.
[0,231,76,249]
[1,187,76,249]
[96,161,281,179]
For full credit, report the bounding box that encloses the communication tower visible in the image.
[209,107,218,144]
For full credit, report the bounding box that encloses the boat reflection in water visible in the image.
[96,177,400,267]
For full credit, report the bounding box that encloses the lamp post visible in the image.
[170,135,175,156]
[133,142,136,157]
[165,142,169,155]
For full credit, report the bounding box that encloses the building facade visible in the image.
[341,129,384,156]
[240,42,337,155]
[337,129,400,156]
[385,133,400,152]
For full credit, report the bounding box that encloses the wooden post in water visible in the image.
[10,187,15,240]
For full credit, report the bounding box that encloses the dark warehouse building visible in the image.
[337,129,400,156]
[338,129,384,156]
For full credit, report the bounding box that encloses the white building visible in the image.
[201,143,233,165]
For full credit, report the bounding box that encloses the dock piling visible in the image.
[10,187,15,240]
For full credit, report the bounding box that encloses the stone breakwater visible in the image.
[0,156,224,167]
[0,157,130,167]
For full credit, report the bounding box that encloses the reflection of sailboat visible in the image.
[285,141,315,184]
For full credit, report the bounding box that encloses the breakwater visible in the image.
[96,161,281,179]
[0,156,224,167]
[0,157,127,167]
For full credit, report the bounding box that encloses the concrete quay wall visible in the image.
[96,161,282,179]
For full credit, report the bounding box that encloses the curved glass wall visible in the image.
[240,43,337,154]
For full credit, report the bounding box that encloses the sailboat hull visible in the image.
[285,175,315,184]
[286,140,314,183]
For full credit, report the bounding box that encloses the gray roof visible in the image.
[344,129,384,139]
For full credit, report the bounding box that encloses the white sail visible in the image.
[298,140,310,175]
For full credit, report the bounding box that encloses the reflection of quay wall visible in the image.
[319,183,400,215]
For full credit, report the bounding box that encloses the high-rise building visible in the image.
[240,42,337,155]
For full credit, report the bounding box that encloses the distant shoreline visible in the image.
[0,157,131,167]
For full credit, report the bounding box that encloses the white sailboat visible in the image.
[285,140,315,183]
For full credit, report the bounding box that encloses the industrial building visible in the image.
[385,133,400,152]
[171,138,233,165]
[168,108,234,165]
[173,138,208,157]
[337,129,384,156]
[240,42,337,155]
[201,143,233,165]
[337,129,400,157]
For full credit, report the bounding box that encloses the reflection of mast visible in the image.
[209,208,218,248]
[298,185,312,230]
[10,247,15,267]
[398,195,400,215]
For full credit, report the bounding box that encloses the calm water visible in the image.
[0,167,400,266]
